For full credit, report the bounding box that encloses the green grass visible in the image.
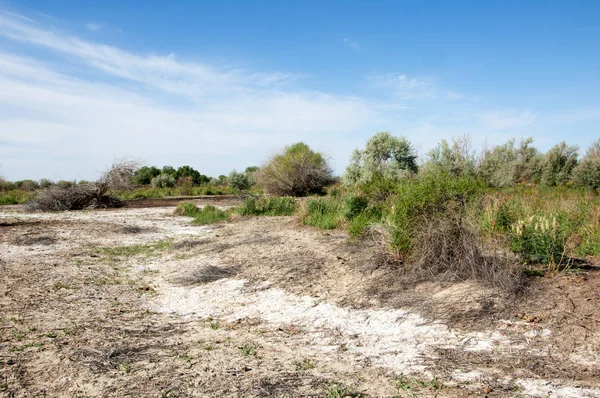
[174,202,231,225]
[299,197,346,229]
[0,190,34,205]
[116,185,240,200]
[325,383,363,398]
[293,358,316,371]
[236,196,297,216]
[239,343,259,357]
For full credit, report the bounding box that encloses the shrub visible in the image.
[39,179,54,189]
[16,180,39,191]
[236,196,297,216]
[387,172,486,257]
[343,132,418,188]
[257,142,333,196]
[573,139,600,191]
[151,173,176,188]
[228,170,251,191]
[540,142,579,186]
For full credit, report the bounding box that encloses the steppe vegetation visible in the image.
[3,134,599,280]
[2,133,600,397]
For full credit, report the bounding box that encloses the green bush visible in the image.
[134,166,161,185]
[151,173,176,188]
[228,170,251,191]
[510,215,567,265]
[387,172,486,256]
[174,201,201,217]
[257,142,333,196]
[344,195,369,220]
[236,196,297,216]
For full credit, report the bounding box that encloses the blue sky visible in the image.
[0,0,598,180]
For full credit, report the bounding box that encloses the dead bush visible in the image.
[405,213,523,292]
[25,160,136,211]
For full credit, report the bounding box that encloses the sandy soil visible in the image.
[1,203,599,397]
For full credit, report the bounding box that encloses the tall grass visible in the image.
[236,196,297,216]
[117,185,239,200]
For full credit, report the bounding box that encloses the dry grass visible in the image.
[173,264,238,285]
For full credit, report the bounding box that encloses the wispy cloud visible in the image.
[0,10,565,180]
[343,37,359,50]
[86,22,103,31]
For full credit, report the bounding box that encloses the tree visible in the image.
[343,132,418,186]
[257,142,333,196]
[161,165,177,177]
[176,166,209,185]
[133,166,161,185]
[540,142,579,186]
[478,138,543,187]
[425,135,476,177]
[573,139,600,191]
[228,170,251,191]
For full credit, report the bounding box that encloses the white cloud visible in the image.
[0,10,569,181]
[0,12,382,179]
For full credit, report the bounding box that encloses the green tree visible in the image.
[573,139,600,191]
[425,135,476,177]
[343,131,418,187]
[478,138,543,187]
[133,166,161,185]
[540,142,579,186]
[228,170,251,191]
[176,166,209,185]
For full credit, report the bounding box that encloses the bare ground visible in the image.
[1,203,599,397]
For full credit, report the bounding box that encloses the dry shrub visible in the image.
[405,213,523,292]
[25,160,136,211]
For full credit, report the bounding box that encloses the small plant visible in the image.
[118,360,132,374]
[177,353,193,362]
[293,358,316,371]
[239,343,259,357]
[325,383,363,398]
[511,214,567,266]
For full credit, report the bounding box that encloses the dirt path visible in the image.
[1,205,599,397]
